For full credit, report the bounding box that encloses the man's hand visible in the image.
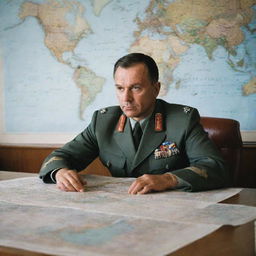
[55,168,86,192]
[128,173,178,194]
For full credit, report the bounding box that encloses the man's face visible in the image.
[114,63,160,121]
